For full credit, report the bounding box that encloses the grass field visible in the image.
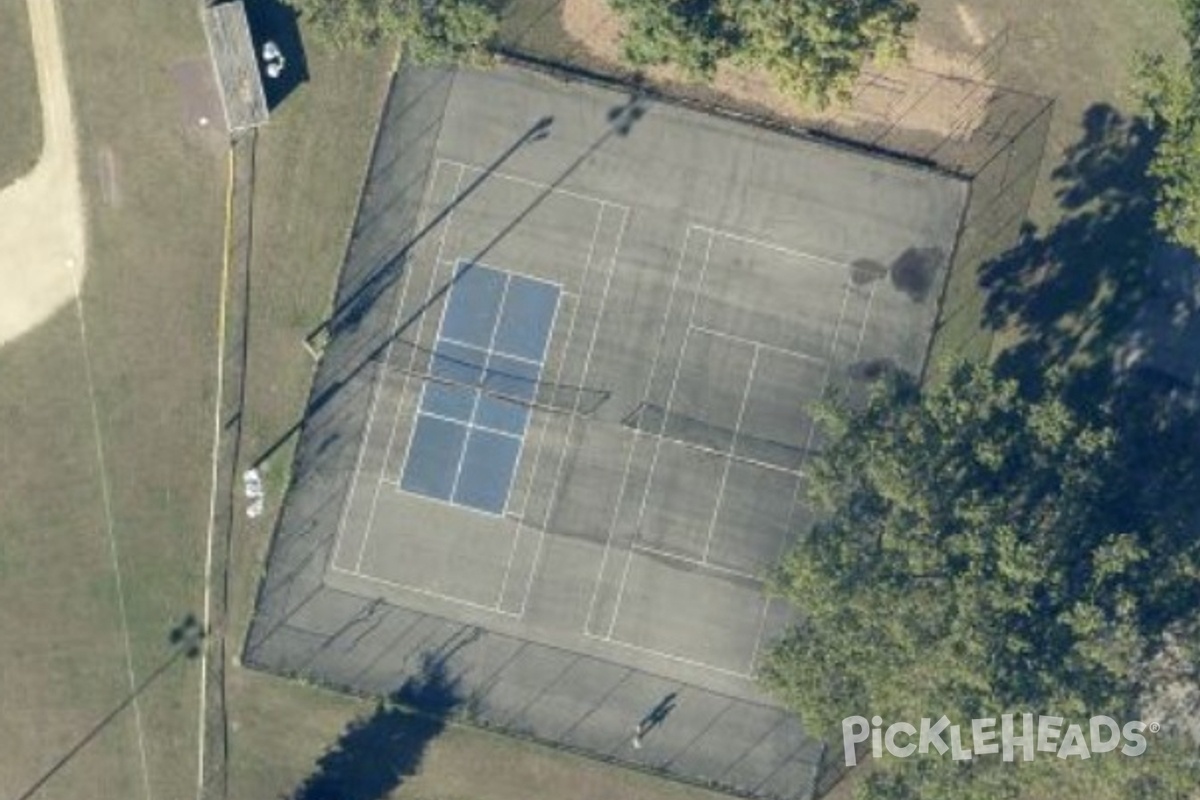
[0,0,42,186]
[915,0,1185,365]
[0,0,224,796]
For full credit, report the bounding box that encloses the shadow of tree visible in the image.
[975,102,1200,711]
[981,105,1161,397]
[285,653,463,800]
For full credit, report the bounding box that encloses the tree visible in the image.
[290,0,498,64]
[726,0,917,106]
[606,0,917,106]
[1136,0,1200,254]
[609,0,726,78]
[289,0,404,50]
[759,362,1200,798]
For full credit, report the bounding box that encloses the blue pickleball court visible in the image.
[400,263,559,514]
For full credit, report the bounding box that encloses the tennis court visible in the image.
[248,63,970,800]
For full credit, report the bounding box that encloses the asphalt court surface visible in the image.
[327,65,968,698]
[244,64,972,799]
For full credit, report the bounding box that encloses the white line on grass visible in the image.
[67,251,154,800]
[197,147,236,800]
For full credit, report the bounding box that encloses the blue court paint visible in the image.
[494,277,559,361]
[400,263,559,515]
[400,415,468,501]
[423,341,486,421]
[441,264,506,348]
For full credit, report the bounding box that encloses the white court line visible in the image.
[387,243,462,516]
[582,630,753,680]
[330,564,518,617]
[446,273,514,503]
[851,282,880,359]
[745,278,872,674]
[351,164,466,573]
[67,259,154,800]
[688,323,826,365]
[603,228,716,640]
[499,273,564,517]
[444,257,567,294]
[382,476,510,522]
[583,223,696,637]
[692,223,849,270]
[438,156,628,211]
[495,204,606,609]
[355,173,463,570]
[439,334,541,366]
[648,434,804,477]
[631,542,762,583]
[331,159,451,570]
[514,204,630,619]
[413,408,523,442]
[437,262,580,300]
[701,345,760,564]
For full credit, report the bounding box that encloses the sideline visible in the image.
[197,146,236,800]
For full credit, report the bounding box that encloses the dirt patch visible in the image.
[559,0,999,152]
[170,59,227,151]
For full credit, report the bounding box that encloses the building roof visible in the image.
[201,1,268,133]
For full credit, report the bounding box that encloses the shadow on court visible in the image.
[319,90,644,343]
[310,114,553,343]
[254,90,647,469]
[285,650,464,800]
[14,615,204,800]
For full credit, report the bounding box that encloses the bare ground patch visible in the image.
[559,0,1000,159]
[0,0,86,350]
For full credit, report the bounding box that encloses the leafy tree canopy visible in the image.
[1136,0,1200,254]
[760,362,1200,798]
[608,0,917,106]
[290,0,498,64]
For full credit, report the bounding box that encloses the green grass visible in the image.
[226,42,396,659]
[913,0,1187,365]
[57,0,230,793]
[0,310,145,797]
[0,0,42,186]
[0,0,226,796]
[221,36,393,800]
